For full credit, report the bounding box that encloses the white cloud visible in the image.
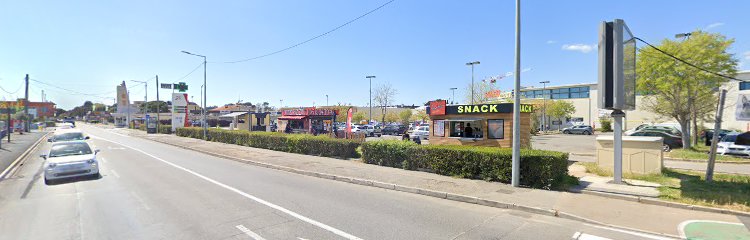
[546,40,557,44]
[744,51,750,60]
[705,22,725,30]
[561,44,594,53]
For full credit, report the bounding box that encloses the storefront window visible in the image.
[487,119,505,139]
[433,120,445,137]
[449,121,483,138]
[289,120,304,129]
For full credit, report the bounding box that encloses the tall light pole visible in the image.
[182,50,207,139]
[130,80,148,113]
[449,87,458,104]
[325,94,329,106]
[466,61,480,104]
[366,76,376,123]
[539,81,549,132]
[511,0,521,187]
[280,99,283,108]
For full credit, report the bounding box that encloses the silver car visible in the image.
[562,125,593,135]
[41,141,101,185]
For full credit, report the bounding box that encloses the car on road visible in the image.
[382,125,407,135]
[41,141,100,185]
[716,133,750,156]
[49,129,90,142]
[629,130,683,152]
[562,125,593,135]
[357,125,382,137]
[411,126,430,140]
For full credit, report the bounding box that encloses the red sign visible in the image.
[282,107,338,116]
[485,90,502,98]
[346,107,353,135]
[429,100,447,116]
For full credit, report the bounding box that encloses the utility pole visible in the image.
[366,76,376,123]
[539,81,550,132]
[706,89,727,182]
[511,0,521,187]
[24,74,29,132]
[450,87,458,104]
[466,61,481,104]
[156,75,160,131]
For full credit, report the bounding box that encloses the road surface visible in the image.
[0,125,669,240]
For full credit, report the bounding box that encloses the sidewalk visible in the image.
[570,154,750,175]
[102,126,747,237]
[0,131,46,176]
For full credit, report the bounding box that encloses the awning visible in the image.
[278,115,308,120]
[219,112,249,118]
[441,118,483,122]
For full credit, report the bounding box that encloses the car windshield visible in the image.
[721,135,738,142]
[49,142,92,157]
[54,132,85,141]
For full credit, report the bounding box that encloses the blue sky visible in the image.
[1,0,749,110]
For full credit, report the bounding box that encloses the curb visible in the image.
[0,132,49,180]
[665,157,750,165]
[113,129,684,239]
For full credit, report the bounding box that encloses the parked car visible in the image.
[716,133,750,156]
[629,130,683,152]
[49,129,89,142]
[382,125,407,135]
[41,141,100,185]
[356,125,382,137]
[702,129,736,146]
[628,126,681,137]
[624,123,651,135]
[562,125,593,135]
[412,126,430,140]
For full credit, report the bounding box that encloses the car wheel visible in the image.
[563,130,570,134]
[584,131,591,135]
[662,144,671,152]
[92,172,102,179]
[44,177,52,185]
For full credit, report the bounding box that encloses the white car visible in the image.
[42,141,100,185]
[412,126,430,140]
[49,129,89,142]
[717,134,750,156]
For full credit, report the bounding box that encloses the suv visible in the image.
[359,125,382,137]
[562,125,593,135]
[412,126,430,140]
[382,125,407,135]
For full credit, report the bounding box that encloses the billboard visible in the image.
[115,82,129,114]
[736,93,750,121]
[429,100,446,116]
[171,93,189,131]
[598,19,636,111]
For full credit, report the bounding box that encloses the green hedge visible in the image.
[136,124,173,134]
[176,127,360,158]
[361,140,569,189]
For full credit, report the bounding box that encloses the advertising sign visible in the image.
[736,93,750,121]
[171,93,189,132]
[445,103,532,115]
[429,100,447,116]
[282,108,338,116]
[433,120,445,137]
[115,82,129,114]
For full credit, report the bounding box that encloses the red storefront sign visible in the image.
[282,107,338,116]
[429,100,447,116]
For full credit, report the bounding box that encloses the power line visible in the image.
[634,37,742,82]
[171,62,204,83]
[30,79,113,100]
[0,78,23,95]
[217,0,395,64]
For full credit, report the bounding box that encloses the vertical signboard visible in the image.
[346,107,353,135]
[172,93,189,132]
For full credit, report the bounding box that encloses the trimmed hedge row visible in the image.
[361,140,569,189]
[176,127,360,158]
[136,124,173,134]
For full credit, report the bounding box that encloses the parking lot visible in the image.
[532,133,606,161]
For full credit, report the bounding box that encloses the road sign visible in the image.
[160,83,173,89]
[174,82,188,92]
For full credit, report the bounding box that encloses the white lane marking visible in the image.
[572,231,611,240]
[110,169,120,178]
[584,224,675,240]
[88,134,363,240]
[677,220,747,239]
[297,238,310,240]
[130,191,151,210]
[99,158,107,164]
[236,225,266,240]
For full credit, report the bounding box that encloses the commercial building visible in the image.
[0,100,56,119]
[427,100,532,147]
[277,107,338,134]
[517,70,750,131]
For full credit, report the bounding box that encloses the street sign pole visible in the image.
[511,0,521,187]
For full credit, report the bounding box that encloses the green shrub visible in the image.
[361,141,569,189]
[176,127,360,158]
[136,124,172,134]
[599,117,612,132]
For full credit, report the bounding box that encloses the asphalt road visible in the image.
[0,125,666,240]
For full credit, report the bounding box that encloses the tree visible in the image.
[332,103,352,122]
[140,101,169,113]
[410,109,428,122]
[463,81,499,104]
[384,111,399,123]
[636,31,738,149]
[373,83,397,123]
[54,108,66,117]
[352,111,366,123]
[546,100,576,124]
[398,109,412,124]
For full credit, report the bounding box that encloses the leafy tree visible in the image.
[352,111,366,123]
[384,111,399,123]
[636,31,738,148]
[410,109,429,122]
[140,101,169,113]
[332,103,352,122]
[398,109,412,125]
[54,108,66,117]
[373,83,397,123]
[463,81,498,104]
[546,100,576,123]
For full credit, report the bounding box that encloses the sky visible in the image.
[1,0,749,110]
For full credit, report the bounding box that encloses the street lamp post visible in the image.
[539,81,549,132]
[466,61,481,104]
[449,87,458,104]
[326,94,329,106]
[366,76,376,123]
[130,80,148,114]
[182,50,207,139]
[511,0,521,187]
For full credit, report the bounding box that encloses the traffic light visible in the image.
[173,82,189,92]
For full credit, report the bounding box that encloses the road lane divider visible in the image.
[88,134,363,240]
[110,169,120,178]
[0,132,49,180]
[236,225,266,240]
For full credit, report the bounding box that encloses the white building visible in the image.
[517,70,750,131]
